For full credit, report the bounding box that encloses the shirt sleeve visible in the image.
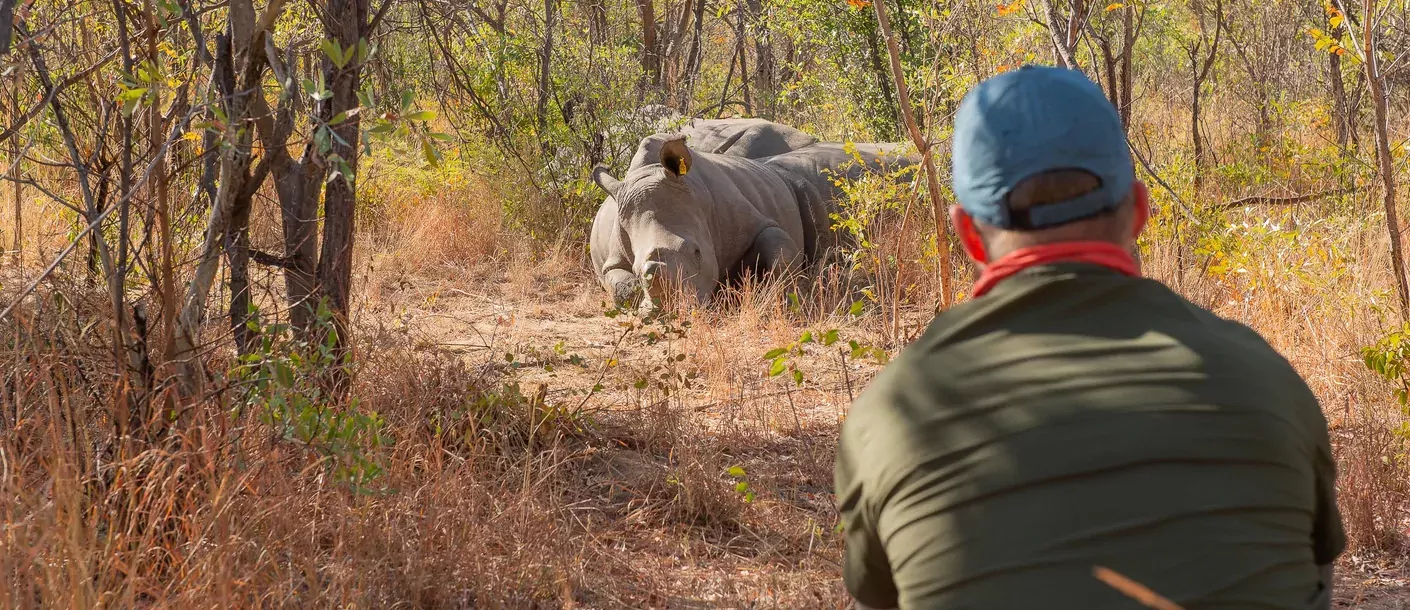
[836,415,900,609]
[1311,432,1347,565]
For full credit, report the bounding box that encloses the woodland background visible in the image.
[2,0,1410,606]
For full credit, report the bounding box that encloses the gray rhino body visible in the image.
[628,118,820,171]
[590,132,916,307]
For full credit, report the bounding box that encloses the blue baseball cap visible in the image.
[951,65,1134,230]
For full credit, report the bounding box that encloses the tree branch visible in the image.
[1219,187,1356,209]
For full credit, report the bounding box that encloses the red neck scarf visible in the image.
[971,241,1140,297]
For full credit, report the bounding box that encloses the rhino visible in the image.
[628,117,821,172]
[589,134,916,307]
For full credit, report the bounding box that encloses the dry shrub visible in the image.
[1335,419,1410,554]
[365,170,504,283]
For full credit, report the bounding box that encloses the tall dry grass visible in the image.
[2,85,1410,608]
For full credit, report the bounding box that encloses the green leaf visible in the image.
[633,378,648,389]
[328,110,351,126]
[769,358,787,377]
[368,122,397,135]
[763,348,788,360]
[356,38,371,64]
[428,131,455,141]
[849,300,864,316]
[405,110,437,121]
[401,90,416,112]
[117,87,148,102]
[321,40,347,69]
[422,140,439,167]
[727,465,746,477]
[822,329,840,346]
[792,369,804,386]
[734,481,749,493]
[799,331,814,343]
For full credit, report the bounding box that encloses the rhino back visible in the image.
[761,143,919,253]
[683,154,808,273]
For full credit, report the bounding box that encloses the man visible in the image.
[834,66,1345,609]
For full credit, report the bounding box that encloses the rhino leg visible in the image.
[738,226,808,295]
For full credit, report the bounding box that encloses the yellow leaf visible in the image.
[996,0,1023,16]
[1330,14,1343,28]
[1309,27,1325,37]
[1104,2,1124,10]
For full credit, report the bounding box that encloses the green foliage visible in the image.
[604,303,698,397]
[762,299,886,386]
[726,465,756,503]
[231,302,388,492]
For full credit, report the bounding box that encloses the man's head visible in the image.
[949,66,1150,265]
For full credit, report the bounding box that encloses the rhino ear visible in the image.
[591,165,623,197]
[660,137,693,178]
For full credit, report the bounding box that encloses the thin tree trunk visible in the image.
[734,2,751,114]
[863,22,897,138]
[8,59,20,263]
[536,0,556,143]
[871,0,952,309]
[636,0,659,87]
[1362,0,1409,318]
[681,0,706,107]
[1329,48,1349,151]
[746,0,772,118]
[1118,5,1135,129]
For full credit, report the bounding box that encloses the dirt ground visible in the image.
[358,254,1410,608]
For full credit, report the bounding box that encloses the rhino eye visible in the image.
[691,245,702,260]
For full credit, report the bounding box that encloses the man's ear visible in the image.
[1131,180,1151,239]
[950,206,990,266]
[660,137,693,177]
[592,165,623,197]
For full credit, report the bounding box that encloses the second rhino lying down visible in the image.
[590,133,914,307]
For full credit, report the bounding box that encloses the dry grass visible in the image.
[3,96,1410,608]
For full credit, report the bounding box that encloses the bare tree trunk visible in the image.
[1042,0,1086,69]
[636,0,659,87]
[734,1,752,114]
[1329,48,1349,151]
[1362,0,1409,318]
[8,59,20,263]
[1118,5,1137,129]
[871,0,952,309]
[1188,0,1221,195]
[864,22,897,137]
[587,0,607,44]
[746,0,773,118]
[681,0,707,107]
[536,0,556,143]
[315,0,370,374]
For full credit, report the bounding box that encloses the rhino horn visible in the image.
[660,137,693,178]
[711,130,746,155]
[592,165,623,197]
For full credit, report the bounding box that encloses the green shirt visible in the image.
[835,263,1345,609]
